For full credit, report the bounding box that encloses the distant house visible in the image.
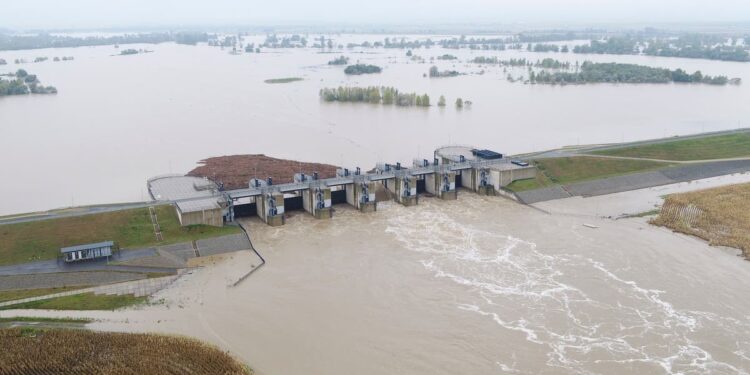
[61,241,114,262]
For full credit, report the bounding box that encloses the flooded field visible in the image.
[1,35,749,214]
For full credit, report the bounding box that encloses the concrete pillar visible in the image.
[387,175,418,206]
[345,181,377,212]
[425,171,457,200]
[256,192,285,226]
[472,168,496,196]
[303,186,333,219]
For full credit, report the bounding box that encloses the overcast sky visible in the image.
[2,0,749,30]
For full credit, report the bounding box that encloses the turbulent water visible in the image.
[381,197,750,374]
[11,193,750,374]
[1,34,750,214]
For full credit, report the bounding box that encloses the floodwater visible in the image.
[6,191,750,374]
[1,35,749,214]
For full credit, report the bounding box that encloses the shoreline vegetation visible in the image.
[0,69,56,96]
[344,64,382,75]
[320,86,430,107]
[470,56,738,85]
[264,77,303,84]
[0,328,251,374]
[651,183,750,260]
[0,32,210,50]
[573,35,750,62]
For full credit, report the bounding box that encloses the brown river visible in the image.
[1,34,749,215]
[5,189,750,374]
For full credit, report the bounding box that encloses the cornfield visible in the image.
[651,182,750,259]
[0,328,251,374]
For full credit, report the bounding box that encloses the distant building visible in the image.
[61,241,114,262]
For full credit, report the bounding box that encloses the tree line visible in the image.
[319,86,430,107]
[0,32,209,51]
[530,62,738,85]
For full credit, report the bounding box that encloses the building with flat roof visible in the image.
[61,241,114,262]
[147,175,227,227]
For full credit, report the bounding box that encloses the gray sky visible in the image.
[2,0,749,30]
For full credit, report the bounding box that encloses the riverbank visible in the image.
[4,178,750,374]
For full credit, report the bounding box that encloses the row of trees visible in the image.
[573,35,750,62]
[319,86,430,107]
[328,56,349,65]
[530,62,736,85]
[428,66,459,77]
[471,57,531,66]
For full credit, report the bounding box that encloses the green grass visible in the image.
[0,286,88,303]
[0,317,92,324]
[0,205,239,266]
[535,156,672,184]
[264,77,303,84]
[505,156,672,192]
[591,132,750,161]
[0,293,146,311]
[505,172,554,192]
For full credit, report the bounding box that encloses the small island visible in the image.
[344,64,382,75]
[264,77,304,84]
[0,69,57,96]
[429,66,459,78]
[328,56,349,65]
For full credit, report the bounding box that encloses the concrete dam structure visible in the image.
[147,146,536,227]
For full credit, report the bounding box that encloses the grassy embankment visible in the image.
[0,317,91,324]
[505,156,672,192]
[591,132,750,161]
[0,292,146,311]
[0,328,251,374]
[264,77,303,84]
[651,182,750,260]
[0,286,88,303]
[0,205,239,266]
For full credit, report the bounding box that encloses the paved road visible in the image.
[0,248,168,276]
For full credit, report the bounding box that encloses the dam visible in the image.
[147,146,536,227]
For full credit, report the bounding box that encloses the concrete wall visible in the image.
[491,166,537,188]
[389,175,418,206]
[425,171,457,200]
[177,207,224,227]
[256,192,285,226]
[303,186,333,219]
[346,181,377,212]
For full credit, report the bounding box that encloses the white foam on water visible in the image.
[385,204,750,374]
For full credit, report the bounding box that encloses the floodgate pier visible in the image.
[147,146,536,227]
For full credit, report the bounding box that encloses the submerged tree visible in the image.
[455,98,464,108]
[438,95,446,107]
